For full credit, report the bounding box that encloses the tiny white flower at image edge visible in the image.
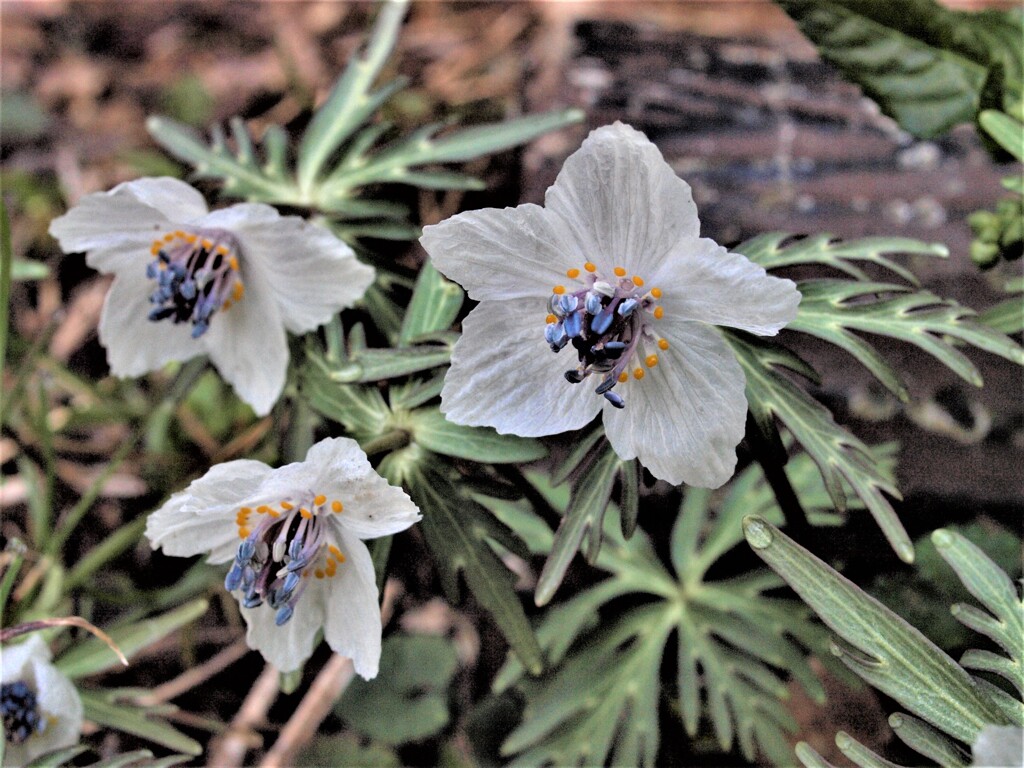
[420,121,801,488]
[48,177,376,416]
[1,634,84,767]
[144,437,422,679]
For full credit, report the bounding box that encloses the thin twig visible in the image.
[206,662,280,768]
[136,640,251,707]
[258,579,401,768]
[0,617,128,667]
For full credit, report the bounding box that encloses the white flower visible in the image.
[49,178,375,416]
[1,634,83,767]
[420,122,800,488]
[145,437,421,678]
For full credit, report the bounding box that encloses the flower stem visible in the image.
[360,429,410,457]
[744,412,812,540]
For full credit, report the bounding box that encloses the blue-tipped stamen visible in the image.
[1,681,45,745]
[603,391,625,408]
[544,264,665,408]
[145,230,243,339]
[225,495,345,627]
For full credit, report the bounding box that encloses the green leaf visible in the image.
[743,516,1010,743]
[298,735,400,768]
[738,231,947,284]
[297,0,408,190]
[980,294,1024,335]
[300,344,391,436]
[493,457,831,766]
[534,444,620,607]
[889,712,970,767]
[727,333,912,563]
[146,116,291,201]
[934,529,1024,692]
[776,0,1023,138]
[319,108,585,200]
[337,634,458,744]
[408,407,546,463]
[56,600,208,679]
[399,462,543,674]
[23,745,90,767]
[502,606,672,768]
[788,280,1024,399]
[980,109,1024,160]
[399,262,464,346]
[79,689,202,756]
[319,324,455,383]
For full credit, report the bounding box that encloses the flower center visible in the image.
[225,494,346,627]
[544,263,668,408]
[146,229,245,339]
[1,681,45,745]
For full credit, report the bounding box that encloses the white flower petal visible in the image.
[0,635,50,683]
[322,531,382,680]
[652,238,801,335]
[441,300,602,437]
[545,122,700,278]
[240,578,327,673]
[146,460,273,563]
[203,252,288,416]
[421,204,580,301]
[603,320,747,487]
[207,207,374,334]
[98,271,203,378]
[0,635,83,767]
[298,438,421,539]
[30,653,84,759]
[48,178,208,265]
[973,725,1024,768]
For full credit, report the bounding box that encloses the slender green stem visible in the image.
[46,439,135,556]
[744,412,812,540]
[360,429,410,457]
[0,543,26,627]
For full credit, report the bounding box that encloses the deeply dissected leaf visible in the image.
[727,333,912,562]
[399,261,464,346]
[744,516,1010,744]
[738,231,947,285]
[337,634,458,745]
[488,459,836,766]
[889,712,970,767]
[395,461,543,675]
[409,407,547,463]
[776,0,1023,138]
[300,344,392,437]
[297,0,409,190]
[933,529,1024,695]
[788,280,1024,400]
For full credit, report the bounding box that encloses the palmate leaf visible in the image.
[744,517,1018,768]
[381,453,543,675]
[147,0,582,223]
[788,280,1024,400]
[727,333,912,562]
[775,0,1023,138]
[485,455,843,767]
[337,634,459,745]
[738,231,948,285]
